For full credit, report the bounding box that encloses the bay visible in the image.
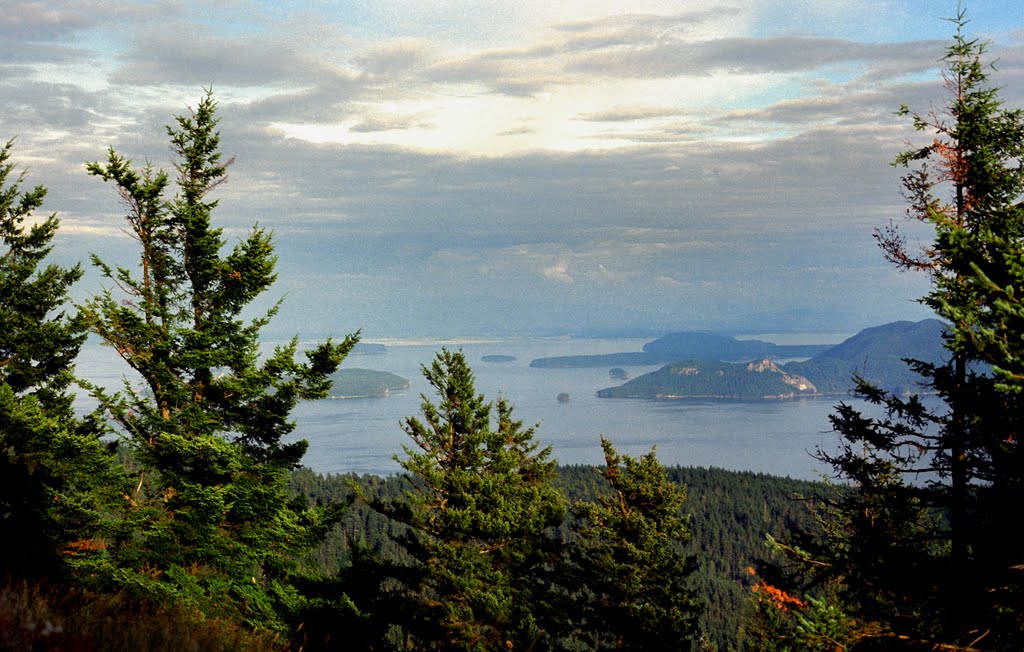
[73,336,851,480]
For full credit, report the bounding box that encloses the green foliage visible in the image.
[0,577,287,651]
[296,464,833,652]
[565,439,700,651]
[748,571,881,652]
[81,92,357,632]
[0,140,83,411]
[349,349,566,650]
[0,139,123,581]
[768,9,1024,650]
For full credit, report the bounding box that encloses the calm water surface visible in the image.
[75,336,855,480]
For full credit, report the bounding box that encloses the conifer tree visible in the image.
[0,140,122,579]
[362,348,565,650]
[82,92,357,631]
[769,8,1024,649]
[566,438,699,651]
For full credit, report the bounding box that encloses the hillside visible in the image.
[290,465,835,652]
[596,319,952,400]
[641,331,829,361]
[785,318,950,393]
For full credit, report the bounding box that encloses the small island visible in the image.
[557,392,571,403]
[329,368,410,398]
[481,354,516,363]
[609,367,628,380]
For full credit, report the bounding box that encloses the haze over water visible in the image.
[76,335,854,480]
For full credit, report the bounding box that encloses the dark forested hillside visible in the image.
[288,465,835,652]
[784,319,950,393]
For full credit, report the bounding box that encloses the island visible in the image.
[328,368,410,398]
[598,359,817,400]
[530,332,831,368]
[481,354,516,363]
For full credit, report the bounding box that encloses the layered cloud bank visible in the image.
[3,1,1021,336]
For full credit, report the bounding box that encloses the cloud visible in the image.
[0,1,179,40]
[577,105,684,122]
[355,39,435,78]
[1,0,1018,338]
[110,25,345,88]
[566,35,944,79]
[542,261,574,283]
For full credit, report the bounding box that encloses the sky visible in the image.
[2,1,1022,340]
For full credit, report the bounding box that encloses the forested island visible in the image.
[597,358,819,400]
[4,22,1024,652]
[481,354,517,362]
[327,368,410,398]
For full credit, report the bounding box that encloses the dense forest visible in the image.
[286,465,834,652]
[2,11,1024,651]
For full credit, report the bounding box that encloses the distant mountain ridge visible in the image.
[594,319,952,400]
[529,332,831,368]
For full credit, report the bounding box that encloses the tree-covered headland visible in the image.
[2,7,1024,651]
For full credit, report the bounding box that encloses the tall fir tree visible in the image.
[82,92,357,631]
[767,8,1024,649]
[356,348,565,651]
[565,438,700,652]
[0,139,122,580]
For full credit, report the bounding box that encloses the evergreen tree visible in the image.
[566,438,700,651]
[768,8,1024,649]
[359,348,565,650]
[82,92,357,631]
[0,139,122,580]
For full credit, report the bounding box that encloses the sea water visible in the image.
[73,336,855,480]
